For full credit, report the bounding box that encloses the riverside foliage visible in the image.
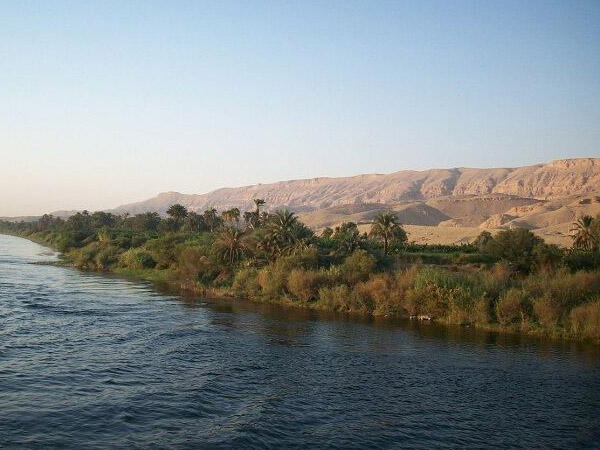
[2,205,600,342]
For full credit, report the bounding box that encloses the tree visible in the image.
[267,209,298,252]
[331,222,365,256]
[473,231,493,250]
[167,204,188,223]
[265,209,313,256]
[213,227,246,265]
[253,198,265,214]
[222,208,241,226]
[571,215,599,251]
[321,227,333,238]
[369,212,407,254]
[183,212,206,233]
[202,208,222,232]
[125,212,161,232]
[482,228,543,273]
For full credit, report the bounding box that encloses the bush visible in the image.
[356,274,396,315]
[280,247,319,270]
[287,269,326,302]
[482,228,543,273]
[522,269,600,310]
[178,248,214,284]
[532,243,563,272]
[532,293,561,328]
[318,285,353,312]
[94,245,120,270]
[144,235,184,269]
[496,288,527,325]
[563,250,600,271]
[232,267,261,298]
[118,248,156,270]
[341,250,377,284]
[569,300,600,340]
[257,261,290,297]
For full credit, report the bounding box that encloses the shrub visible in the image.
[144,235,184,269]
[532,243,563,272]
[257,261,289,297]
[178,248,212,283]
[563,250,600,271]
[287,269,326,302]
[71,243,100,270]
[341,249,377,284]
[118,248,156,270]
[356,274,395,314]
[478,263,513,301]
[232,267,261,298]
[94,245,120,270]
[280,247,319,270]
[496,288,527,325]
[522,269,600,310]
[569,300,600,340]
[482,228,543,273]
[532,293,561,328]
[318,285,353,312]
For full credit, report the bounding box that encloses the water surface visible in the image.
[1,234,599,449]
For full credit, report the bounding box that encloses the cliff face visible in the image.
[113,158,600,215]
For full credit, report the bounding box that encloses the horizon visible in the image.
[2,1,599,216]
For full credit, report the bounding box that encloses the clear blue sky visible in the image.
[1,0,599,215]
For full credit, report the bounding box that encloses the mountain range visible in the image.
[110,158,600,246]
[6,158,598,247]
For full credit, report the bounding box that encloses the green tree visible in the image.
[167,204,188,223]
[213,227,247,265]
[571,215,599,251]
[183,212,206,233]
[482,228,543,273]
[369,212,407,254]
[202,208,222,232]
[266,209,298,255]
[222,208,241,226]
[253,198,265,214]
[332,222,365,256]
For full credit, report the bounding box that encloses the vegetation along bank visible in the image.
[2,201,600,342]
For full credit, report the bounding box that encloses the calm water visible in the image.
[1,235,599,449]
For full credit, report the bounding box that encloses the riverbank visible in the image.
[5,230,598,344]
[2,205,600,344]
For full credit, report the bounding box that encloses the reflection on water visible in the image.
[1,234,599,449]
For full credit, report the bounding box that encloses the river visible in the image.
[0,234,599,449]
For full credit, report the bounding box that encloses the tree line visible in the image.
[1,202,599,341]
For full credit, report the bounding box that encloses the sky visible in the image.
[1,0,599,216]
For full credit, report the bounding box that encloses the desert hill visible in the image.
[114,158,600,215]
[33,157,598,247]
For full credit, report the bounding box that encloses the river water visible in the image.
[1,234,599,449]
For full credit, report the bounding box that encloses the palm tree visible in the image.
[369,212,407,254]
[222,208,241,226]
[253,198,265,214]
[202,208,222,232]
[213,227,246,265]
[167,204,188,223]
[571,215,599,251]
[266,209,299,255]
[183,211,205,233]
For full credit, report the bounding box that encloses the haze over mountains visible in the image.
[108,158,600,246]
